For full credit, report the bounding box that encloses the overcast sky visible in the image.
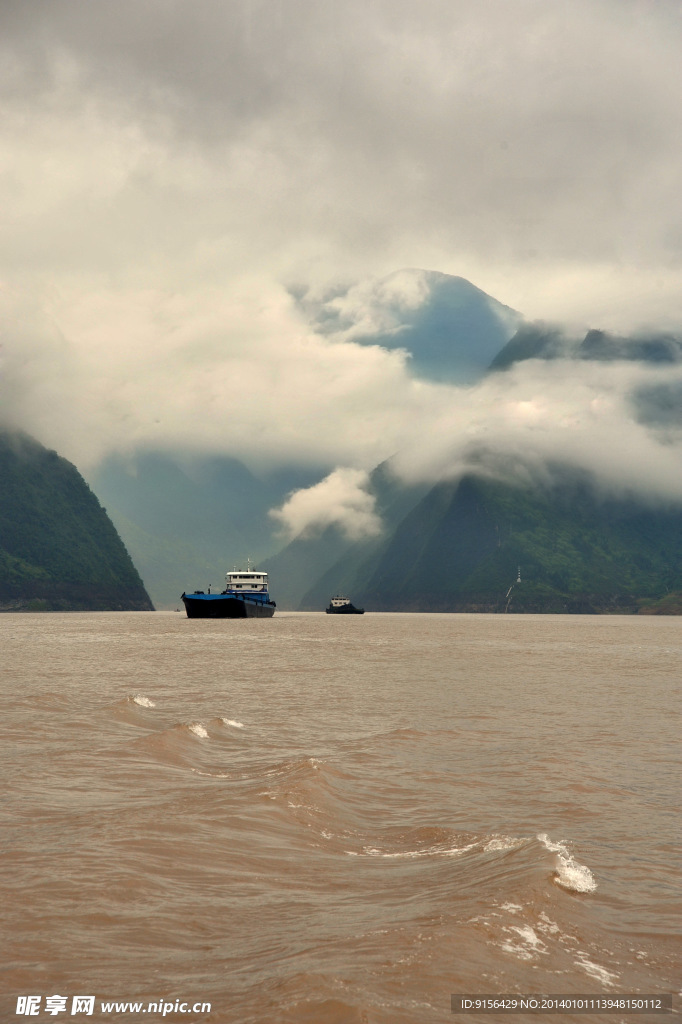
[1,0,682,529]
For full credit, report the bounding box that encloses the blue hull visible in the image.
[181,593,275,618]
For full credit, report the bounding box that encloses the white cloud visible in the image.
[1,275,422,469]
[318,270,433,343]
[270,468,383,540]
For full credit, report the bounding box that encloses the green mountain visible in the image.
[0,431,153,611]
[299,473,682,614]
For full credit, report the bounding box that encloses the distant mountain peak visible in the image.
[293,268,522,385]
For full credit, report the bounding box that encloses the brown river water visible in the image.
[1,612,680,1023]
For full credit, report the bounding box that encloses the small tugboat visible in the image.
[182,566,275,619]
[326,595,364,615]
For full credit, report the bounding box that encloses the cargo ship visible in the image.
[325,596,364,615]
[182,568,275,618]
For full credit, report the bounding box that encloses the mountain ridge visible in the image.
[296,472,682,614]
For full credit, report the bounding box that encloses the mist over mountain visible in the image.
[265,306,682,613]
[295,269,522,384]
[0,431,153,611]
[82,270,523,608]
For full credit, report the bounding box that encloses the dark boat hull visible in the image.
[326,604,364,614]
[182,594,275,618]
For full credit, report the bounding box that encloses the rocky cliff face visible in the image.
[0,431,153,611]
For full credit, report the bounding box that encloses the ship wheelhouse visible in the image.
[224,571,269,595]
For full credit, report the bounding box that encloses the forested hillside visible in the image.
[299,474,682,613]
[0,431,153,611]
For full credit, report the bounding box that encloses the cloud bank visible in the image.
[268,350,682,542]
[270,468,382,541]
[1,0,681,526]
[3,0,681,311]
[392,358,682,503]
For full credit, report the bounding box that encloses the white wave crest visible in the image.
[484,836,526,852]
[538,833,597,892]
[537,911,561,935]
[510,924,546,950]
[132,695,155,707]
[574,951,619,987]
[501,923,548,961]
[188,722,208,739]
[221,718,245,729]
[362,841,477,859]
